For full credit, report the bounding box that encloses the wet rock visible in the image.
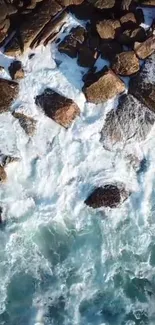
[112,51,140,76]
[137,0,155,6]
[0,78,19,113]
[0,153,19,167]
[100,94,155,150]
[120,12,137,28]
[118,26,146,45]
[58,26,86,58]
[100,40,123,61]
[87,0,115,9]
[121,0,136,11]
[83,67,125,104]
[134,35,155,59]
[57,0,84,5]
[8,60,24,80]
[77,46,97,67]
[0,206,2,223]
[96,19,121,40]
[35,88,80,128]
[13,112,37,136]
[0,18,10,43]
[129,54,155,112]
[85,184,130,208]
[0,166,7,182]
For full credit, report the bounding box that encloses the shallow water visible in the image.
[0,11,155,325]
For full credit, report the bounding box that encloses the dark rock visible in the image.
[85,184,130,208]
[96,19,121,40]
[83,67,125,104]
[0,153,19,167]
[129,54,155,112]
[137,0,155,6]
[8,60,24,80]
[112,51,140,75]
[134,35,155,59]
[77,46,98,67]
[0,78,19,113]
[100,94,155,150]
[58,26,86,58]
[118,26,146,45]
[35,88,80,128]
[13,112,37,136]
[121,0,136,11]
[0,18,10,43]
[87,0,115,9]
[100,40,123,61]
[120,12,137,28]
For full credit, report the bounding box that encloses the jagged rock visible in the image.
[112,51,140,76]
[35,88,80,128]
[0,153,19,167]
[137,0,155,6]
[85,184,130,208]
[13,112,37,136]
[0,18,10,43]
[8,60,24,80]
[0,78,19,113]
[57,0,84,5]
[118,26,146,45]
[100,94,155,150]
[5,0,62,55]
[83,67,125,104]
[134,35,155,59]
[129,54,155,112]
[96,19,121,40]
[121,0,136,11]
[87,0,115,9]
[100,40,123,61]
[58,26,86,58]
[0,166,7,182]
[77,46,97,67]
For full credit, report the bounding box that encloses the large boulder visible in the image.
[83,67,125,104]
[118,26,146,46]
[77,46,98,67]
[137,0,155,6]
[129,54,155,112]
[57,0,84,5]
[112,51,140,76]
[87,0,115,9]
[96,19,121,40]
[100,94,155,150]
[58,26,86,58]
[13,112,37,136]
[85,184,130,208]
[121,0,136,11]
[8,60,24,80]
[134,35,155,59]
[0,78,19,113]
[35,88,80,128]
[100,40,123,61]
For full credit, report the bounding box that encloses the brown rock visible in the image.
[118,26,146,45]
[100,40,123,61]
[112,51,140,76]
[0,18,10,43]
[0,166,7,182]
[0,153,19,167]
[57,0,84,5]
[13,112,37,136]
[35,88,80,128]
[0,78,19,113]
[100,94,155,150]
[58,26,86,58]
[77,46,97,67]
[85,184,130,208]
[129,54,155,112]
[96,20,121,40]
[8,60,24,80]
[83,67,125,104]
[121,0,136,10]
[134,35,155,59]
[87,0,115,9]
[120,12,137,27]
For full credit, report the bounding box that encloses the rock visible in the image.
[87,0,115,9]
[0,153,19,167]
[100,94,155,150]
[134,35,155,59]
[0,18,10,43]
[112,51,140,76]
[0,78,19,113]
[129,54,155,112]
[121,0,136,11]
[96,19,121,40]
[57,0,84,5]
[8,60,24,80]
[118,26,146,45]
[58,26,86,58]
[0,206,2,223]
[83,67,125,104]
[137,0,155,6]
[77,46,98,67]
[35,88,80,128]
[13,112,37,136]
[100,40,123,61]
[0,166,7,182]
[85,184,130,208]
[120,12,137,28]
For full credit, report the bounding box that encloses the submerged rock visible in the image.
[0,153,19,167]
[129,54,155,112]
[0,78,19,113]
[85,184,130,208]
[112,51,140,76]
[83,67,125,104]
[8,60,24,80]
[100,94,155,150]
[13,112,37,136]
[35,88,80,128]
